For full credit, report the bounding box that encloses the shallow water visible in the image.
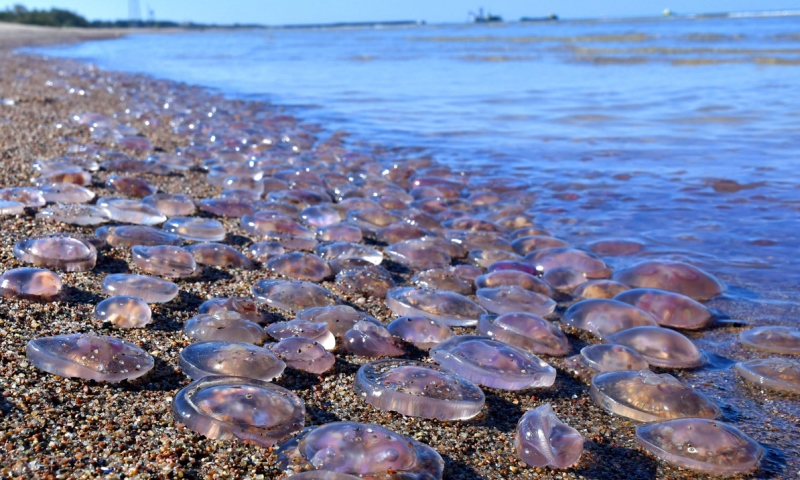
[31,14,800,306]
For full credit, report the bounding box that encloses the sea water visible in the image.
[32,14,800,306]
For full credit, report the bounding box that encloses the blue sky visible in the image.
[5,0,799,24]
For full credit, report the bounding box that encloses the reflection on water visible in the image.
[31,15,800,305]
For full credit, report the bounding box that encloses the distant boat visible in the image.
[520,14,559,22]
[470,8,503,23]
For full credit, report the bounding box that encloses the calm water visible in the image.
[32,15,800,306]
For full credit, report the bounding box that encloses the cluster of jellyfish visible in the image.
[2,85,797,478]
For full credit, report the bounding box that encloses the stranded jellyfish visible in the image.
[36,204,110,226]
[336,265,396,299]
[102,273,179,303]
[187,243,253,269]
[739,326,800,355]
[468,249,521,269]
[268,252,331,282]
[524,248,611,279]
[142,193,196,217]
[179,341,285,381]
[163,216,226,242]
[386,287,486,327]
[542,267,587,294]
[477,313,570,357]
[579,344,649,373]
[95,225,182,247]
[316,241,382,265]
[590,370,720,422]
[562,299,658,339]
[184,311,266,344]
[172,376,304,447]
[605,326,705,369]
[412,268,473,295]
[354,359,484,420]
[39,183,95,204]
[296,305,379,339]
[26,333,154,382]
[198,296,264,324]
[475,286,556,317]
[474,270,553,297]
[735,357,800,394]
[268,337,336,374]
[317,224,363,243]
[636,418,762,476]
[511,235,570,256]
[132,245,197,278]
[275,422,444,479]
[612,261,723,301]
[614,288,713,330]
[0,267,62,301]
[96,197,166,225]
[343,321,406,357]
[430,335,556,390]
[266,319,336,350]
[252,280,339,313]
[94,296,152,329]
[572,280,630,299]
[14,234,97,272]
[515,404,583,469]
[385,239,452,270]
[248,241,286,262]
[386,316,454,350]
[587,239,644,256]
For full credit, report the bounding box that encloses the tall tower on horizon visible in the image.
[128,0,141,21]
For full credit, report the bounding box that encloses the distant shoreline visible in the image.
[0,21,186,50]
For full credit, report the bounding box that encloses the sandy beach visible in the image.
[0,24,798,480]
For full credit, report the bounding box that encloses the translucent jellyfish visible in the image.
[26,333,154,382]
[515,404,583,469]
[317,223,363,243]
[142,193,196,217]
[739,326,800,355]
[132,245,197,278]
[375,223,430,244]
[486,259,538,276]
[542,267,587,294]
[475,286,556,317]
[102,273,179,303]
[199,296,264,324]
[562,299,658,339]
[187,243,253,269]
[36,204,110,226]
[453,264,483,282]
[573,280,630,299]
[39,183,95,204]
[96,197,166,225]
[412,268,472,295]
[443,217,503,232]
[172,375,304,447]
[386,239,452,270]
[524,248,611,279]
[33,168,91,187]
[267,252,331,282]
[94,296,152,329]
[587,239,645,256]
[0,267,62,301]
[301,204,341,228]
[266,319,336,350]
[511,235,570,256]
[735,357,800,394]
[14,234,97,272]
[198,198,254,218]
[416,234,468,259]
[0,200,24,215]
[386,287,486,327]
[252,280,339,313]
[590,370,720,422]
[354,359,484,420]
[184,311,267,344]
[163,216,226,242]
[605,326,705,369]
[431,335,557,390]
[0,186,46,207]
[343,321,406,357]
[316,242,382,265]
[474,270,553,297]
[248,240,286,263]
[284,471,361,480]
[468,249,521,269]
[612,261,723,301]
[346,208,400,232]
[614,288,713,330]
[96,225,182,248]
[336,266,396,298]
[241,211,314,240]
[636,419,763,476]
[477,313,570,357]
[118,136,153,152]
[105,174,156,197]
[295,305,379,339]
[275,422,443,479]
[580,344,649,372]
[179,341,285,381]
[268,337,336,374]
[386,316,454,350]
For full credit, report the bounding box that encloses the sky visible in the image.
[4,0,799,25]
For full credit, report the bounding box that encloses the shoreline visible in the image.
[0,22,187,50]
[0,28,798,480]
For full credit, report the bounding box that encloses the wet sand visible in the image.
[0,30,798,480]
